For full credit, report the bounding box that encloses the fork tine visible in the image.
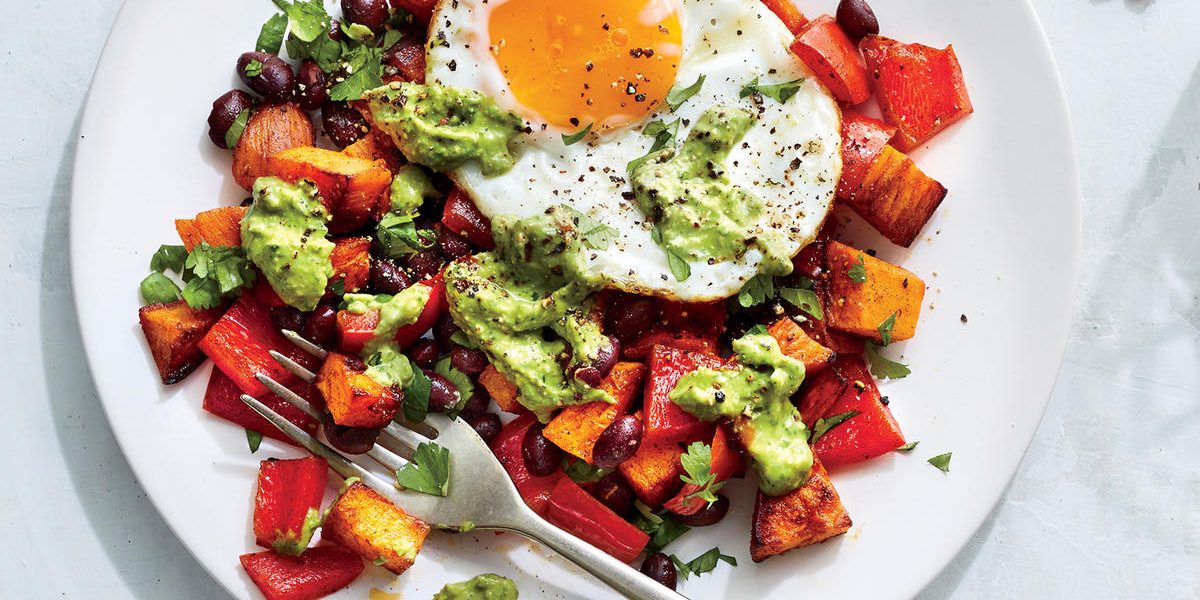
[281,329,328,359]
[393,414,439,439]
[255,373,322,420]
[240,394,377,483]
[269,350,317,383]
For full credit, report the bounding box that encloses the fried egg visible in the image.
[426,0,841,301]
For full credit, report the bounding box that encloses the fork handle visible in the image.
[503,516,690,600]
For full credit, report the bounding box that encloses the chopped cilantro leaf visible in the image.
[810,410,860,444]
[139,272,182,305]
[633,501,690,553]
[627,119,679,173]
[927,452,952,472]
[666,75,705,111]
[243,59,264,78]
[864,341,911,379]
[561,123,593,146]
[779,286,823,320]
[671,547,737,579]
[225,108,252,149]
[256,12,289,54]
[562,458,612,484]
[848,255,868,283]
[177,243,256,309]
[150,244,188,274]
[737,274,775,308]
[328,43,384,101]
[246,429,264,453]
[394,442,451,496]
[558,204,617,250]
[376,213,436,257]
[896,441,919,452]
[404,368,431,423]
[273,0,329,43]
[666,250,691,281]
[739,76,806,103]
[679,441,725,505]
[878,311,898,346]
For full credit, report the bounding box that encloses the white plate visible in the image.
[70,1,1080,598]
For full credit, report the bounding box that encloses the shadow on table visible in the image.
[40,111,229,599]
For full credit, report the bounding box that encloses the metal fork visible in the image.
[239,330,688,600]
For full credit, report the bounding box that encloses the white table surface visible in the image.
[2,1,1197,598]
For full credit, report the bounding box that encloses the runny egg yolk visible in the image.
[488,0,682,130]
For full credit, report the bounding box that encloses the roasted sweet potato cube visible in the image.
[618,431,684,508]
[767,317,833,374]
[329,237,371,294]
[321,482,429,575]
[544,362,645,463]
[841,145,947,247]
[343,128,404,172]
[478,364,523,414]
[175,206,247,251]
[824,241,925,343]
[267,146,391,234]
[139,300,224,384]
[232,103,314,190]
[314,352,400,429]
[750,459,852,562]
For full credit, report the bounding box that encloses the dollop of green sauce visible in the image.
[344,284,431,388]
[270,507,322,557]
[241,177,335,311]
[630,104,793,276]
[364,83,525,176]
[433,574,519,600]
[670,327,812,496]
[388,164,439,214]
[444,207,613,422]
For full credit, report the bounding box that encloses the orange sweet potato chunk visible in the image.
[767,317,833,374]
[175,206,248,251]
[841,145,947,248]
[329,237,371,294]
[139,300,224,384]
[478,364,523,414]
[232,103,314,191]
[543,362,646,463]
[824,241,925,343]
[750,459,852,562]
[322,482,429,575]
[343,128,404,172]
[267,146,391,234]
[314,352,400,429]
[618,432,684,508]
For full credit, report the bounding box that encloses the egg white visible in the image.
[426,0,841,301]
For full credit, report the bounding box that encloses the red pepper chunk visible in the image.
[759,0,809,33]
[663,427,743,516]
[789,15,872,105]
[546,476,650,563]
[490,414,563,516]
[202,369,320,446]
[643,345,721,443]
[198,294,319,397]
[860,35,974,151]
[811,356,906,469]
[441,187,494,249]
[334,274,447,354]
[253,457,328,555]
[240,546,364,600]
[837,111,897,201]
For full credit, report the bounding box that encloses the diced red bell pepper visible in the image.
[643,345,721,443]
[441,187,494,250]
[622,331,718,361]
[811,355,906,469]
[657,299,727,339]
[490,414,563,516]
[254,457,329,555]
[760,0,809,34]
[240,545,364,600]
[335,274,447,353]
[790,15,872,105]
[663,427,743,515]
[546,476,649,563]
[202,369,321,446]
[837,111,898,200]
[860,35,974,151]
[250,279,288,309]
[198,294,319,397]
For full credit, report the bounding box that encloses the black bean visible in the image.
[370,258,411,295]
[433,312,460,351]
[640,553,677,590]
[592,415,643,469]
[341,0,390,33]
[465,412,501,444]
[426,371,460,413]
[323,419,381,455]
[591,472,635,516]
[303,301,338,347]
[572,366,602,388]
[269,306,308,334]
[437,226,474,260]
[405,248,445,280]
[207,89,255,149]
[237,52,295,103]
[522,424,561,476]
[450,345,488,377]
[406,339,439,369]
[836,0,880,42]
[321,101,368,148]
[594,336,620,378]
[675,494,729,527]
[295,59,329,111]
[459,390,489,417]
[604,294,658,342]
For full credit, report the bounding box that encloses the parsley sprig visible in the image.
[559,204,618,251]
[666,75,705,111]
[810,410,860,444]
[739,76,806,103]
[864,341,910,379]
[141,242,256,309]
[632,501,690,553]
[394,442,451,496]
[670,547,737,579]
[679,442,725,506]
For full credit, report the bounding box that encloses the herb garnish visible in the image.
[561,123,593,146]
[394,442,451,496]
[558,204,618,250]
[328,43,384,101]
[877,311,898,346]
[562,458,612,484]
[627,119,679,173]
[256,12,289,54]
[376,212,436,257]
[670,547,737,579]
[679,441,725,506]
[739,76,806,103]
[896,441,919,452]
[403,368,432,423]
[927,452,952,472]
[139,272,182,304]
[150,244,188,273]
[651,226,690,281]
[180,243,258,309]
[810,410,860,444]
[243,59,264,78]
[864,341,910,380]
[848,255,868,283]
[435,357,475,416]
[225,108,252,148]
[737,274,774,308]
[633,501,690,553]
[246,429,264,453]
[779,281,823,320]
[666,75,705,111]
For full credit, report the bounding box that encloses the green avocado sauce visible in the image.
[364,82,525,176]
[670,327,812,496]
[444,207,613,422]
[343,284,431,388]
[433,573,519,600]
[388,164,438,214]
[240,177,335,311]
[270,507,322,557]
[630,104,793,277]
